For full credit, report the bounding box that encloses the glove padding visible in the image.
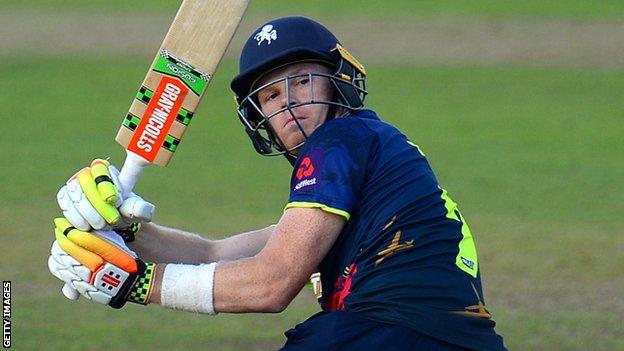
[48,218,155,308]
[57,159,155,234]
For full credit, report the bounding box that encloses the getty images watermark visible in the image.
[3,281,10,348]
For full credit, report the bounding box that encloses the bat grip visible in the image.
[62,151,150,301]
[118,151,150,198]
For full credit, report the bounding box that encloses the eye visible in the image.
[297,77,310,85]
[263,91,280,102]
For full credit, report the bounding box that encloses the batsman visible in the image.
[49,17,507,350]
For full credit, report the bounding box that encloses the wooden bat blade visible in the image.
[116,0,249,166]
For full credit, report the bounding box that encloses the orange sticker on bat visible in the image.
[128,76,188,162]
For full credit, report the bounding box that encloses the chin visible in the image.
[285,138,305,151]
[279,123,319,150]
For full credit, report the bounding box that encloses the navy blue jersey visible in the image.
[285,109,506,350]
[280,311,475,351]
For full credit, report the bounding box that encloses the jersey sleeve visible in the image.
[285,118,376,220]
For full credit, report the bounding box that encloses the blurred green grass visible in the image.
[1,55,623,350]
[4,0,624,20]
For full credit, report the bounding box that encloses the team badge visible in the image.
[254,25,277,45]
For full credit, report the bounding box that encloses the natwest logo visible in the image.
[294,177,316,190]
[296,156,315,180]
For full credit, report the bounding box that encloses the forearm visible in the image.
[212,254,307,313]
[149,255,305,313]
[129,222,214,264]
[146,225,282,310]
[212,224,275,261]
[129,223,275,264]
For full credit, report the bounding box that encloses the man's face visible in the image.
[255,62,334,155]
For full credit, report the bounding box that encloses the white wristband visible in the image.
[160,262,217,315]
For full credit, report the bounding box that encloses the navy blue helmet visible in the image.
[231,16,367,159]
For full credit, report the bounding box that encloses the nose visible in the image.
[281,79,301,109]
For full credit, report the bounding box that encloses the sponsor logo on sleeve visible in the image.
[292,152,322,192]
[296,156,315,180]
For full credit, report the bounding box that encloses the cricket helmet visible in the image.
[231,16,367,159]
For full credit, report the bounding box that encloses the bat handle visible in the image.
[118,151,150,198]
[62,151,150,301]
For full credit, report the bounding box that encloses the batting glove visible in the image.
[57,159,154,242]
[48,218,157,308]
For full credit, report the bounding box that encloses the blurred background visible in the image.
[1,1,623,350]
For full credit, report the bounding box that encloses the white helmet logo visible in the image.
[254,25,277,45]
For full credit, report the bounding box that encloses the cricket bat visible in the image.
[62,0,250,300]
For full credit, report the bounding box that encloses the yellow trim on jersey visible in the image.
[440,189,479,278]
[284,201,350,220]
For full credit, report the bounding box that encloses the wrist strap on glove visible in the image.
[127,262,156,305]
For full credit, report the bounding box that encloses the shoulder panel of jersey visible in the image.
[285,111,379,219]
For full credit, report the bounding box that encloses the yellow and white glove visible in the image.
[48,218,156,308]
[57,159,154,242]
